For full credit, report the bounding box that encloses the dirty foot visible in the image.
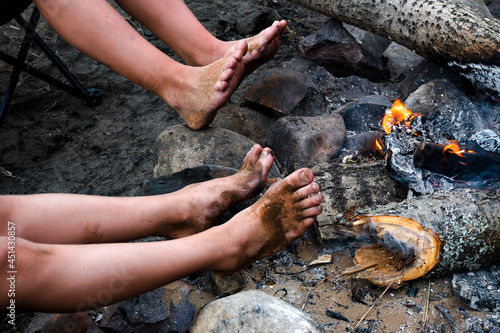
[160,144,275,238]
[185,20,287,80]
[241,20,287,77]
[213,167,323,273]
[159,40,247,130]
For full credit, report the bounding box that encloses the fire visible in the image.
[382,99,418,134]
[443,140,464,157]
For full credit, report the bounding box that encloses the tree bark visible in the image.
[287,0,500,97]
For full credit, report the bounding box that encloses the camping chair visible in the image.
[0,1,102,128]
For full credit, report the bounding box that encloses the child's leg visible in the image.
[0,145,273,244]
[114,0,287,76]
[0,168,322,313]
[33,0,247,129]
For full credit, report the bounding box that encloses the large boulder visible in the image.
[266,114,346,173]
[153,125,280,177]
[190,290,324,333]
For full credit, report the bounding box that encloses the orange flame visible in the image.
[375,138,384,153]
[443,140,464,157]
[382,99,416,134]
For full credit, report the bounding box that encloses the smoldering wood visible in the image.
[287,0,500,97]
[413,141,500,181]
[312,160,407,242]
[358,188,500,276]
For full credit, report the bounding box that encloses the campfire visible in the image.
[320,98,500,287]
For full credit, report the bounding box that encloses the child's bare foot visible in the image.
[213,167,323,273]
[158,40,248,130]
[241,20,287,77]
[184,20,287,80]
[159,144,275,238]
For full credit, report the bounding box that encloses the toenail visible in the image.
[312,183,319,192]
[300,171,308,182]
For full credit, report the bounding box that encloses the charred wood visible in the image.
[413,141,500,181]
[311,161,407,242]
[287,0,500,97]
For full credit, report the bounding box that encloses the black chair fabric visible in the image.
[0,0,33,25]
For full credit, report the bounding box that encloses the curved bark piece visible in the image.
[337,188,500,286]
[341,216,441,287]
[287,0,500,97]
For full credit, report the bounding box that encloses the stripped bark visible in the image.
[287,0,500,97]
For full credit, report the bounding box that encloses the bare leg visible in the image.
[33,0,247,129]
[114,0,287,77]
[0,145,273,244]
[0,168,322,312]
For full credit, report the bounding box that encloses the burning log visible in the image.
[336,188,500,286]
[287,0,500,98]
[413,141,500,181]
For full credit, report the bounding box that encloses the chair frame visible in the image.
[0,5,101,127]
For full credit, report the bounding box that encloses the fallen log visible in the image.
[335,188,500,286]
[287,0,500,98]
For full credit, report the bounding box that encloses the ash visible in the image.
[384,103,500,194]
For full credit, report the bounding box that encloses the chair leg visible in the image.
[0,5,38,127]
[0,6,102,128]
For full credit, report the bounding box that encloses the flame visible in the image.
[375,138,384,153]
[382,99,416,134]
[443,140,464,157]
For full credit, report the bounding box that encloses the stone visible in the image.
[382,42,425,82]
[41,313,91,333]
[336,94,393,132]
[398,60,472,100]
[235,8,272,35]
[190,290,324,333]
[265,114,346,173]
[297,20,386,82]
[311,161,407,242]
[342,24,392,59]
[453,265,500,312]
[211,102,277,146]
[403,79,489,144]
[244,68,329,117]
[153,124,280,178]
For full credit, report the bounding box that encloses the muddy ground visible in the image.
[0,0,497,332]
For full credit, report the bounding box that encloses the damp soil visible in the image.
[0,0,495,332]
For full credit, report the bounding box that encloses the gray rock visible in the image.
[382,42,425,82]
[153,124,280,177]
[297,20,386,82]
[211,102,277,146]
[403,79,489,144]
[235,8,272,35]
[266,115,346,173]
[336,94,393,132]
[190,290,324,333]
[342,23,392,58]
[453,266,500,312]
[244,68,330,117]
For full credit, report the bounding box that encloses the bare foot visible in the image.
[241,20,287,77]
[158,40,248,130]
[159,144,275,238]
[213,167,323,273]
[185,20,287,79]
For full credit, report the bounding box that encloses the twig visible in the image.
[423,279,431,330]
[353,267,406,330]
[435,304,456,333]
